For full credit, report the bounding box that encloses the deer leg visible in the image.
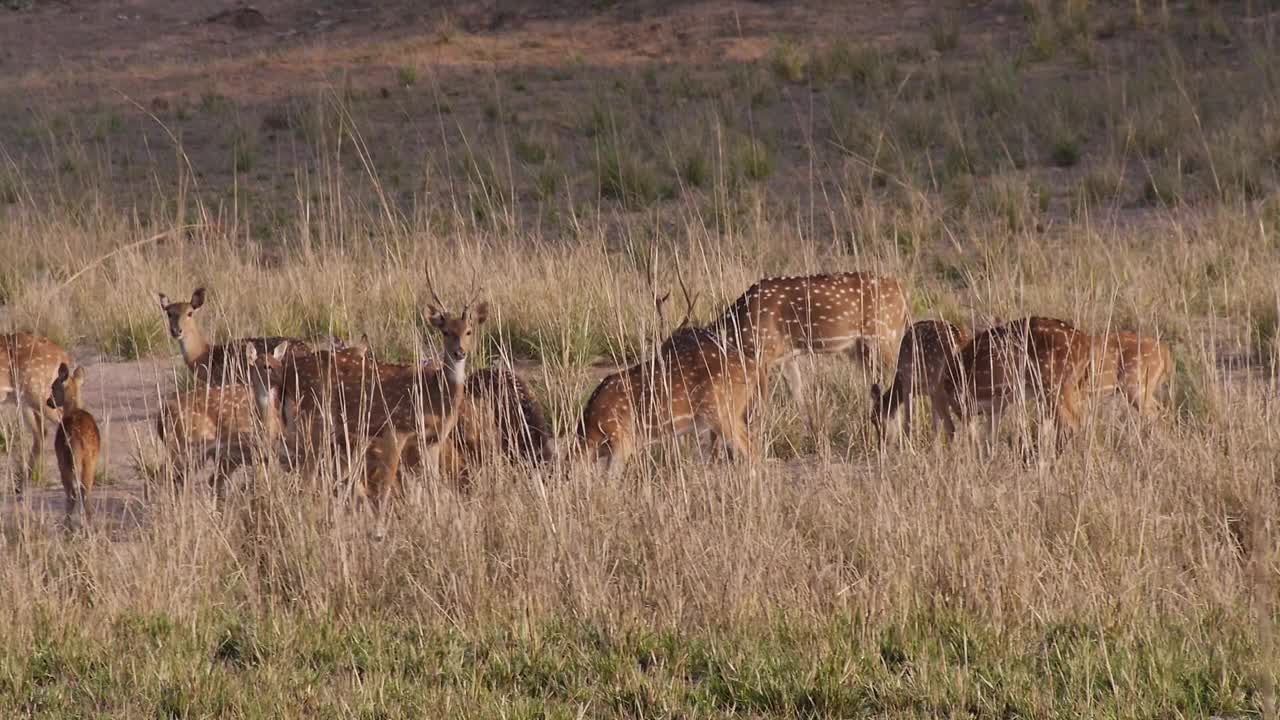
[928,391,956,447]
[716,408,757,466]
[209,449,245,508]
[56,438,77,524]
[368,429,409,540]
[601,431,634,478]
[978,404,1003,459]
[78,449,96,528]
[17,404,47,494]
[780,358,806,405]
[1054,390,1082,456]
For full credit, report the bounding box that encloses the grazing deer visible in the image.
[1087,331,1174,417]
[576,320,766,476]
[936,316,1093,458]
[47,363,101,527]
[710,272,910,431]
[158,287,308,385]
[155,343,290,499]
[1,333,71,492]
[870,319,968,446]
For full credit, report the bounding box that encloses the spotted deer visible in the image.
[249,341,553,494]
[249,339,398,484]
[1,332,71,492]
[46,363,101,526]
[154,343,291,499]
[575,321,766,476]
[870,319,969,446]
[447,367,557,487]
[1087,331,1174,417]
[711,272,910,430]
[936,317,1093,458]
[158,287,308,385]
[361,292,488,537]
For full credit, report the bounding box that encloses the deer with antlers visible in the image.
[935,316,1093,458]
[710,272,910,432]
[249,337,554,495]
[158,287,309,385]
[870,319,969,447]
[1,332,71,493]
[1087,330,1174,417]
[359,271,488,536]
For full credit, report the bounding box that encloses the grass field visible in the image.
[1,0,1279,716]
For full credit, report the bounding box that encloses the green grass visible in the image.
[101,316,165,361]
[0,610,1263,718]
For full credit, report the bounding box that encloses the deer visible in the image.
[935,316,1093,460]
[360,280,488,538]
[870,319,969,447]
[709,272,910,435]
[1086,331,1174,417]
[575,278,767,476]
[249,337,398,486]
[46,363,101,527]
[1,332,71,493]
[158,287,309,385]
[248,337,553,495]
[154,343,291,500]
[446,367,558,488]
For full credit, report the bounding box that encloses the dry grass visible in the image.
[1,4,1280,716]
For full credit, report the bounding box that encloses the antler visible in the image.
[465,263,483,312]
[638,254,669,330]
[672,254,698,329]
[424,259,446,310]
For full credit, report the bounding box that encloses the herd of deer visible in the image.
[1,270,1174,535]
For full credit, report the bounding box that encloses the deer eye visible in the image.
[186,312,193,318]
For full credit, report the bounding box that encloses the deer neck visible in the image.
[435,353,467,428]
[179,325,212,370]
[250,384,284,445]
[62,392,84,414]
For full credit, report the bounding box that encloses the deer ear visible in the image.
[428,308,446,330]
[244,344,258,364]
[158,293,171,310]
[190,287,207,310]
[271,342,290,362]
[73,366,87,383]
[469,301,489,326]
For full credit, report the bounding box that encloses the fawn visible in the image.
[2,332,71,492]
[870,319,969,446]
[47,363,101,526]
